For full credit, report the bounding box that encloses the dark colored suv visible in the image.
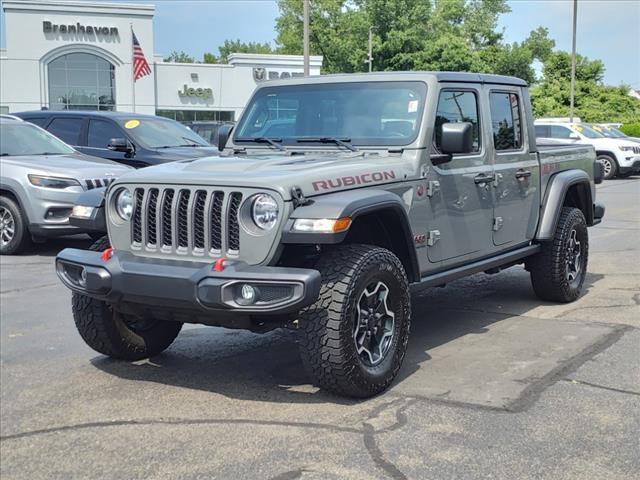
[184,121,235,146]
[15,111,222,168]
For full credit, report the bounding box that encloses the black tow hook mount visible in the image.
[291,186,311,208]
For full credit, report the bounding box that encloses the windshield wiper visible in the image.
[251,137,286,151]
[296,137,358,152]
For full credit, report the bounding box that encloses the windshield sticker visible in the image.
[592,125,602,132]
[124,120,140,129]
[572,124,583,132]
[408,100,419,113]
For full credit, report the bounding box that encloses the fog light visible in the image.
[79,268,88,288]
[240,284,257,303]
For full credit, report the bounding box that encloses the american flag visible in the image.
[132,30,151,81]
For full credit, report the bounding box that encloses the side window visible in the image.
[47,117,83,145]
[535,125,549,138]
[88,119,123,148]
[550,125,573,139]
[489,92,522,151]
[435,90,480,152]
[25,117,48,127]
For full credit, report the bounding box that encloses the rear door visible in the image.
[46,116,85,147]
[426,85,495,266]
[487,88,540,246]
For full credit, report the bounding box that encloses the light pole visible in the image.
[367,26,375,72]
[569,0,578,121]
[303,0,310,76]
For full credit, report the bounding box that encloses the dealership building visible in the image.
[0,0,322,121]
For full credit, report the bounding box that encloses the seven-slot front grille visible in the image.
[631,146,640,155]
[85,178,115,190]
[131,187,245,256]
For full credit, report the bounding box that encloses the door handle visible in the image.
[515,169,532,179]
[474,173,495,184]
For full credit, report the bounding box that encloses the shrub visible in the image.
[620,123,640,137]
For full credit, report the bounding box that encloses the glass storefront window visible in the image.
[156,110,235,123]
[48,53,116,111]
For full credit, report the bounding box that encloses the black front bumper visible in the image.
[618,159,640,175]
[56,249,322,315]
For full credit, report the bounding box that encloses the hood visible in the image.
[114,151,414,201]
[2,152,132,178]
[154,146,223,160]
[588,137,639,149]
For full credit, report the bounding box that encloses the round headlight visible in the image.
[252,193,279,230]
[115,189,133,221]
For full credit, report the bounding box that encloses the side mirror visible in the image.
[441,122,474,154]
[569,133,581,141]
[217,124,234,151]
[107,138,134,154]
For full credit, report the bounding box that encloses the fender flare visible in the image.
[536,170,593,240]
[0,182,31,222]
[68,187,108,232]
[282,189,420,282]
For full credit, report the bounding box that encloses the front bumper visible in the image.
[56,249,322,315]
[618,158,640,175]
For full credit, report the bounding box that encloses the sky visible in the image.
[1,0,638,87]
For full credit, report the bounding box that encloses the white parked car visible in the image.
[534,121,640,179]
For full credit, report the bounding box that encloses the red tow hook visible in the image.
[101,247,114,262]
[213,257,227,272]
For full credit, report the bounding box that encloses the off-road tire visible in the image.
[529,207,588,303]
[298,244,411,398]
[597,154,617,180]
[0,195,32,255]
[71,236,182,360]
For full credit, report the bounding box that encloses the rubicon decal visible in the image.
[312,171,397,191]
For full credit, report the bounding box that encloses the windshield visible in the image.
[0,122,76,156]
[234,81,427,147]
[592,125,626,138]
[117,118,209,149]
[572,124,605,139]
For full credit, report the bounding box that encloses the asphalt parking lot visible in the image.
[1,179,638,480]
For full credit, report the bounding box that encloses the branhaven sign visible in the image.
[43,21,119,36]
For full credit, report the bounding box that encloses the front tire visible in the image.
[597,154,617,180]
[0,196,32,255]
[298,245,411,398]
[71,236,182,360]
[528,207,588,303]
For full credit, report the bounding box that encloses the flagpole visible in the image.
[131,24,136,113]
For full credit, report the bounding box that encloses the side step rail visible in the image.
[411,244,541,293]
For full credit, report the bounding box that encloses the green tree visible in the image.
[163,50,196,63]
[530,51,640,123]
[203,40,275,64]
[273,0,545,82]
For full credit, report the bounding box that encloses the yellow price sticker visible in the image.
[124,120,140,129]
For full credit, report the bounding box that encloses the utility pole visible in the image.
[367,26,374,72]
[303,0,310,76]
[569,0,578,121]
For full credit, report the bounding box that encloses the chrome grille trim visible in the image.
[130,186,245,258]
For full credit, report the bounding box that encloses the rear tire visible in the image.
[298,244,411,398]
[597,154,617,180]
[71,236,182,360]
[528,207,588,303]
[0,196,32,255]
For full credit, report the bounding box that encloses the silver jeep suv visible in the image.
[0,115,131,254]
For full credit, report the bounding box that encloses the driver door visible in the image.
[424,86,495,267]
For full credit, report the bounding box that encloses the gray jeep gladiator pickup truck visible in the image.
[56,72,605,398]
